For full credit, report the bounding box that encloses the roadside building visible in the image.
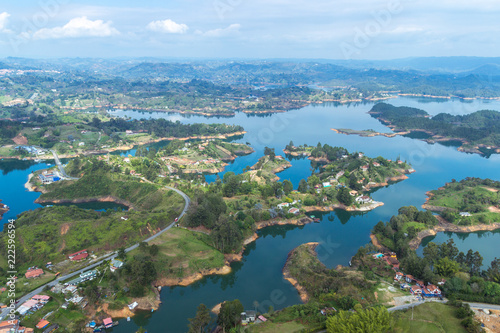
[68,249,88,261]
[25,268,44,279]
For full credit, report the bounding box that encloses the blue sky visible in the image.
[0,0,499,59]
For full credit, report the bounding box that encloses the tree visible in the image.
[117,247,126,260]
[307,175,320,187]
[435,257,460,277]
[337,187,353,206]
[282,180,293,195]
[298,179,308,193]
[188,304,211,333]
[487,258,500,283]
[326,307,391,333]
[149,244,159,257]
[217,299,244,332]
[423,242,439,265]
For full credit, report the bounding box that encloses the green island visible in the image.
[0,113,245,159]
[331,102,500,155]
[284,142,414,210]
[369,103,500,155]
[423,177,500,224]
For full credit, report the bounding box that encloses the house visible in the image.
[320,307,337,315]
[68,295,83,304]
[335,171,345,179]
[394,272,404,281]
[416,280,425,287]
[125,130,134,135]
[36,320,50,329]
[397,160,403,164]
[373,162,380,167]
[277,203,290,209]
[358,153,364,158]
[18,299,39,315]
[405,275,414,283]
[241,311,256,324]
[410,285,422,294]
[25,268,44,279]
[62,285,77,294]
[349,190,358,196]
[360,165,369,171]
[459,212,472,217]
[372,253,384,259]
[32,295,50,303]
[423,284,441,296]
[355,196,372,204]
[103,318,113,329]
[0,319,19,333]
[68,249,88,261]
[110,259,124,273]
[288,208,300,215]
[78,142,85,146]
[385,257,400,269]
[322,182,331,188]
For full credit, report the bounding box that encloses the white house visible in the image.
[355,196,372,204]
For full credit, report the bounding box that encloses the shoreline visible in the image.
[0,131,247,161]
[282,242,319,303]
[408,218,500,250]
[303,201,384,213]
[0,200,9,222]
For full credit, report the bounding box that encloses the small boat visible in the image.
[127,317,130,322]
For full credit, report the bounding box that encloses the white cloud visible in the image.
[202,24,241,37]
[147,19,188,34]
[0,12,11,33]
[33,16,119,40]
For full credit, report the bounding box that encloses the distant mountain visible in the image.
[463,64,500,76]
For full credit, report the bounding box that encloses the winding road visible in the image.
[0,185,190,321]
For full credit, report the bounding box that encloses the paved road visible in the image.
[0,185,190,321]
[50,150,78,180]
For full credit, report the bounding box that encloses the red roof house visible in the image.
[25,268,44,279]
[103,318,113,328]
[68,249,88,261]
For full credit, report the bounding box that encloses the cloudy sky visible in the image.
[0,0,498,59]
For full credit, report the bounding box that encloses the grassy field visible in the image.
[393,302,467,333]
[136,227,226,280]
[244,320,307,333]
[427,181,500,224]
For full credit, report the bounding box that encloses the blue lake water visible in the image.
[2,97,500,332]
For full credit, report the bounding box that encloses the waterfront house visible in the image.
[288,208,300,215]
[241,311,256,324]
[355,196,372,204]
[25,268,44,279]
[103,318,113,329]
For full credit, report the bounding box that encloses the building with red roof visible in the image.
[103,318,113,328]
[68,249,88,261]
[25,268,44,279]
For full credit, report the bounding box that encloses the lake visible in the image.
[2,96,500,332]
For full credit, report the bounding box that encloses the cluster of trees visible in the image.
[326,307,391,333]
[371,103,500,146]
[373,206,437,252]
